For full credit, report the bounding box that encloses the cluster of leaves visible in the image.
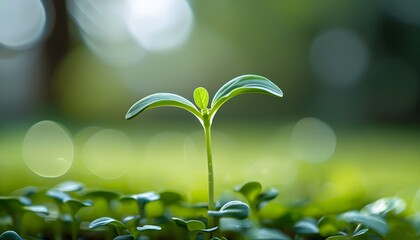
[2,181,420,240]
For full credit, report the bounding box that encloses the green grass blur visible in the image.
[1,121,419,212]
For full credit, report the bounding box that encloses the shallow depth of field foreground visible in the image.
[1,1,420,239]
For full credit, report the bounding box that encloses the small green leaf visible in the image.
[125,93,201,120]
[0,231,22,240]
[0,196,31,212]
[159,191,183,205]
[121,191,160,211]
[172,217,188,229]
[193,87,209,110]
[89,217,126,230]
[352,228,368,237]
[53,181,84,192]
[235,181,262,204]
[256,188,279,209]
[208,200,249,219]
[66,199,93,214]
[46,189,71,203]
[23,205,49,215]
[172,217,215,233]
[338,210,388,236]
[293,218,319,235]
[361,197,406,217]
[137,225,162,232]
[187,220,206,232]
[210,75,283,118]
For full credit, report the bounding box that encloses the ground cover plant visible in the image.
[1,75,420,239]
[1,180,419,240]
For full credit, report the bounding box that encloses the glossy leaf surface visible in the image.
[208,200,249,219]
[89,217,125,229]
[46,190,71,203]
[125,93,200,120]
[210,75,283,117]
[352,228,369,237]
[137,225,162,232]
[361,197,406,217]
[122,191,160,210]
[52,181,84,192]
[338,210,388,236]
[293,218,319,235]
[23,205,49,215]
[0,231,22,240]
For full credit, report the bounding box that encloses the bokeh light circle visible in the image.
[310,29,369,88]
[83,129,133,179]
[0,0,47,49]
[22,121,74,178]
[66,0,145,66]
[72,126,103,175]
[291,117,337,163]
[125,0,194,51]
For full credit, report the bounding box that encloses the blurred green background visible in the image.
[0,0,419,207]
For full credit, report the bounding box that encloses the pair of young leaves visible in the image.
[125,74,283,124]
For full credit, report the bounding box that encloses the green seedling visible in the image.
[208,201,249,220]
[89,216,128,239]
[0,196,48,233]
[172,217,218,240]
[126,74,283,227]
[234,181,279,222]
[121,191,160,226]
[47,189,93,240]
[89,216,161,240]
[298,198,399,240]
